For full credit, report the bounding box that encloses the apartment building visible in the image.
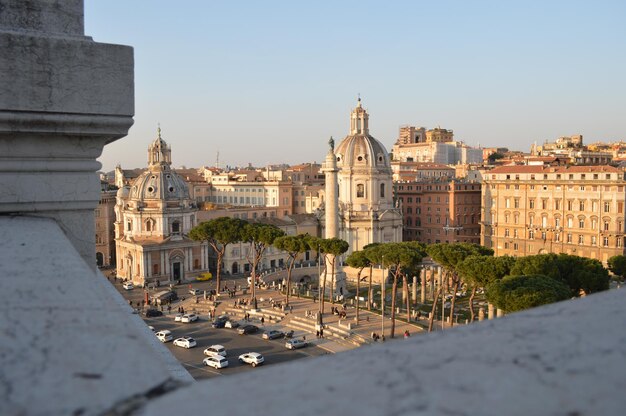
[482,165,626,264]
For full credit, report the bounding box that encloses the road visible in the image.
[106,274,328,380]
[145,314,327,380]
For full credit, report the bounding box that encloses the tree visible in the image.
[319,238,349,306]
[510,253,609,296]
[457,255,515,322]
[486,274,571,313]
[345,249,371,323]
[274,234,310,306]
[488,152,505,164]
[426,243,493,331]
[189,217,246,294]
[363,243,382,310]
[378,242,425,338]
[607,255,626,279]
[241,222,285,309]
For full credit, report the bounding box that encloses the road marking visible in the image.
[183,362,223,376]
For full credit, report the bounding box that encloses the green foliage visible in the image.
[241,222,285,246]
[458,255,516,288]
[426,243,493,273]
[188,216,246,246]
[346,250,371,270]
[488,152,505,163]
[274,234,310,258]
[510,253,609,296]
[319,237,349,257]
[486,274,571,313]
[607,255,626,278]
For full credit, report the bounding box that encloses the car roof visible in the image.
[245,352,262,357]
[158,330,171,334]
[209,344,225,349]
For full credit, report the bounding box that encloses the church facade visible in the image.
[322,99,403,254]
[114,130,209,286]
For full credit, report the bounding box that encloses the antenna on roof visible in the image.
[216,150,220,169]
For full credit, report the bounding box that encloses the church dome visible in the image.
[334,98,391,171]
[127,128,191,203]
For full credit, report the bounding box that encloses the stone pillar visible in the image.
[496,308,504,318]
[411,276,417,305]
[488,303,495,320]
[478,307,485,322]
[0,0,134,269]
[421,270,426,303]
[429,269,435,300]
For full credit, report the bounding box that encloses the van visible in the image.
[155,330,173,343]
[151,290,178,305]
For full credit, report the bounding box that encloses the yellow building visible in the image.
[482,165,626,264]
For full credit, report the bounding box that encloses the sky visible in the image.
[85,0,626,172]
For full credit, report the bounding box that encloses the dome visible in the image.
[335,133,391,170]
[129,169,190,202]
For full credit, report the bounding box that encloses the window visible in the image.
[514,198,520,208]
[529,216,534,226]
[541,231,547,240]
[555,199,561,210]
[567,217,573,228]
[513,229,519,238]
[579,219,585,229]
[604,221,610,231]
[505,229,510,237]
[579,201,585,211]
[356,184,364,198]
[555,232,561,242]
[567,200,573,211]
[555,217,561,228]
[578,235,584,245]
[567,233,572,243]
[618,238,623,248]
[618,202,624,214]
[604,201,611,213]
[380,183,385,198]
[542,199,548,210]
[504,213,510,223]
[529,229,535,239]
[591,236,597,246]
[514,213,519,224]
[172,221,181,234]
[513,243,519,251]
[529,199,535,209]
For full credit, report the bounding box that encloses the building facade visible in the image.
[96,187,117,267]
[115,131,209,286]
[397,179,481,244]
[482,165,626,264]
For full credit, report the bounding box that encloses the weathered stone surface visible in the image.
[0,216,191,416]
[0,0,84,36]
[140,288,626,416]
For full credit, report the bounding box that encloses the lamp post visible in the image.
[317,243,323,327]
[381,254,385,340]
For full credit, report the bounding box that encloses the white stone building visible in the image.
[114,130,209,286]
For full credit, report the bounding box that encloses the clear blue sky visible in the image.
[85,0,626,172]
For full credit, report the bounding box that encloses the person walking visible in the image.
[261,316,265,326]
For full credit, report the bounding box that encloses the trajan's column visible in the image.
[321,137,347,297]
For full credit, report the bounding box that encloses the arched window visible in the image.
[172,221,181,234]
[356,184,364,198]
[380,183,385,198]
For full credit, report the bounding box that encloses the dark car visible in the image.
[211,315,229,328]
[237,324,259,335]
[262,330,285,340]
[145,309,163,317]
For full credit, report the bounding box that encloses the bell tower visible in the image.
[350,96,369,135]
[148,126,172,168]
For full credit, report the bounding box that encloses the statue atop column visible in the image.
[328,136,334,152]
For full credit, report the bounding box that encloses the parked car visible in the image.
[238,325,259,335]
[189,288,201,295]
[203,355,229,369]
[238,352,264,367]
[224,320,239,329]
[173,336,197,349]
[211,315,229,328]
[203,345,227,357]
[148,325,155,332]
[262,330,285,340]
[174,313,184,322]
[151,290,178,305]
[145,309,163,318]
[181,313,198,323]
[285,339,308,350]
[155,330,173,343]
[122,282,134,290]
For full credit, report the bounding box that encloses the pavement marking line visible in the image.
[183,362,223,376]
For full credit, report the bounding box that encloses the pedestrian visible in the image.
[404,330,410,338]
[302,335,306,342]
[261,316,265,326]
[417,310,421,320]
[289,305,293,313]
[316,330,320,338]
[320,328,324,338]
[167,305,171,314]
[366,315,370,322]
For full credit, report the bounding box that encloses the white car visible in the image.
[189,288,201,295]
[174,313,184,322]
[203,345,227,357]
[122,282,134,290]
[224,320,239,329]
[155,330,173,343]
[285,339,308,350]
[181,313,198,323]
[203,355,229,369]
[148,325,155,332]
[238,352,264,367]
[173,336,197,349]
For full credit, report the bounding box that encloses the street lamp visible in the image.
[381,254,385,340]
[317,243,323,327]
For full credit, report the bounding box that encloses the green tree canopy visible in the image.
[486,274,571,313]
[510,253,609,296]
[458,255,516,288]
[189,216,246,290]
[607,255,626,278]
